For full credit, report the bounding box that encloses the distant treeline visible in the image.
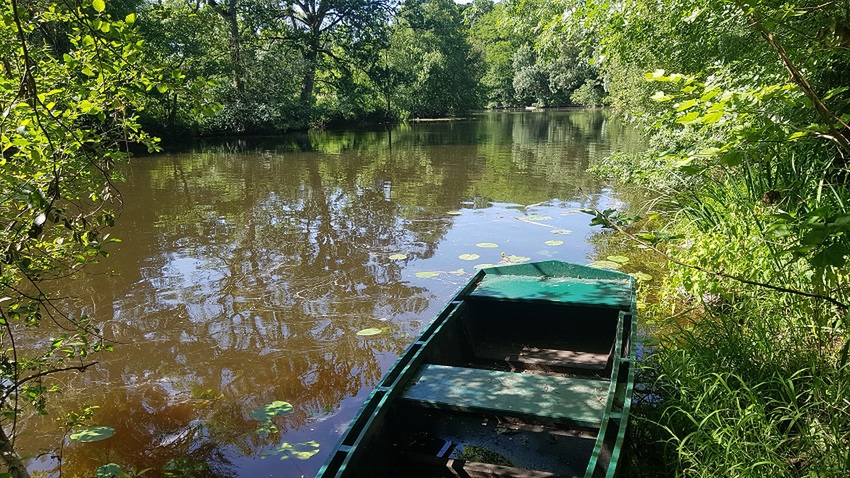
[115,0,604,137]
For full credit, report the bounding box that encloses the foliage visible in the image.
[0,0,176,473]
[549,0,850,475]
[389,0,485,117]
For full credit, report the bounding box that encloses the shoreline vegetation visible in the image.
[2,0,848,476]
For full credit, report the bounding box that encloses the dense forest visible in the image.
[122,0,606,136]
[2,0,850,476]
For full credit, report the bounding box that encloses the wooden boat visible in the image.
[318,261,637,478]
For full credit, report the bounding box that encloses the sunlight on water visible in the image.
[22,110,643,477]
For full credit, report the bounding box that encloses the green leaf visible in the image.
[356,327,383,336]
[631,272,653,282]
[676,111,700,124]
[550,229,572,234]
[70,426,115,443]
[504,255,530,263]
[125,13,136,24]
[588,261,620,270]
[415,271,440,278]
[388,253,407,260]
[476,242,498,248]
[96,464,122,478]
[446,210,463,216]
[525,214,552,221]
[606,255,630,264]
[92,0,106,13]
[473,263,496,270]
[458,253,480,261]
[544,240,564,246]
[675,99,697,112]
[651,91,673,102]
[265,440,320,460]
[701,111,723,124]
[250,401,294,421]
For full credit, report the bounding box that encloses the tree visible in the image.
[263,0,395,110]
[390,0,484,117]
[0,0,170,474]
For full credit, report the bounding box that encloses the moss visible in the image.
[452,444,513,467]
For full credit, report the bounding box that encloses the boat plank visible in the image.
[402,365,608,427]
[406,453,565,477]
[475,344,610,371]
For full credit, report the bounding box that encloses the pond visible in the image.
[22,110,644,477]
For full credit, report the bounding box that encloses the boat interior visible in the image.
[326,279,634,478]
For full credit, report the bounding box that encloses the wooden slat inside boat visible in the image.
[318,261,637,478]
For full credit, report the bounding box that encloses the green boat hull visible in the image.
[318,261,637,477]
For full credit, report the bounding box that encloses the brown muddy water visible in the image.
[20,110,644,477]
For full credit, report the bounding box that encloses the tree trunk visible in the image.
[225,2,244,96]
[0,426,30,478]
[300,44,318,108]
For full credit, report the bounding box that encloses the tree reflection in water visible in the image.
[21,110,643,477]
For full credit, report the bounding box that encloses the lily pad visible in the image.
[447,210,463,216]
[588,260,621,270]
[473,263,496,270]
[459,253,480,261]
[70,426,115,443]
[356,327,383,336]
[631,272,653,282]
[266,440,321,460]
[96,464,123,478]
[476,242,498,248]
[550,229,573,235]
[607,255,630,264]
[250,401,294,421]
[415,271,440,278]
[525,215,552,221]
[388,253,407,261]
[505,255,531,263]
[544,240,564,246]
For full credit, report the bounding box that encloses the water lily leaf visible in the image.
[70,426,115,443]
[525,215,552,221]
[544,240,564,246]
[96,464,122,477]
[250,401,294,421]
[447,210,463,216]
[415,271,440,278]
[356,327,383,336]
[459,254,480,261]
[550,229,572,234]
[388,253,407,260]
[265,440,320,460]
[476,242,498,248]
[473,263,496,270]
[505,255,531,263]
[631,272,653,282]
[588,260,621,269]
[607,255,630,264]
[96,464,123,478]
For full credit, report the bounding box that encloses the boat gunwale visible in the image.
[317,262,637,478]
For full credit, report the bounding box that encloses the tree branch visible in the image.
[592,208,849,310]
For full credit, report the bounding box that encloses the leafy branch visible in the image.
[586,208,849,310]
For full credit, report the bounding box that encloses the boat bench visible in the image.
[402,364,608,428]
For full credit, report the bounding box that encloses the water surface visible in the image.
[23,110,643,477]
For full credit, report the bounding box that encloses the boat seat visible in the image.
[470,274,633,309]
[474,344,610,372]
[402,364,608,427]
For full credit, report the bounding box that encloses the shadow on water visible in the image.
[19,109,644,477]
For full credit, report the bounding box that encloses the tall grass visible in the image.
[626,164,850,476]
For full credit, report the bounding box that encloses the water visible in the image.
[20,110,643,477]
